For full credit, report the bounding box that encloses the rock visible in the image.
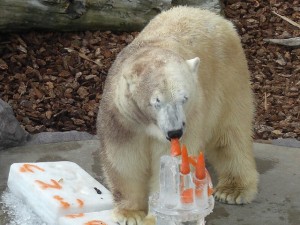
[0,99,30,150]
[26,131,96,145]
[272,130,282,135]
[272,138,300,148]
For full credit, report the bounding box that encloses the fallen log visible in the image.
[263,37,300,47]
[0,0,221,33]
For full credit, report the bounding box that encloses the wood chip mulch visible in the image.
[0,0,299,140]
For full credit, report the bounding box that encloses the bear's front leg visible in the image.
[101,141,152,225]
[207,129,259,205]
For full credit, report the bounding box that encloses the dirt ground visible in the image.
[0,0,299,140]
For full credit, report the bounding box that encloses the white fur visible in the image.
[97,6,258,225]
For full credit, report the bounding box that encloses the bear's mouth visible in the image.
[166,129,183,141]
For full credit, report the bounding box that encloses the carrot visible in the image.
[35,179,62,190]
[20,164,45,173]
[77,199,84,207]
[195,152,206,180]
[180,188,194,204]
[195,188,203,197]
[53,195,70,208]
[170,138,181,156]
[188,156,197,167]
[208,187,214,196]
[65,213,84,218]
[84,220,107,225]
[180,145,190,174]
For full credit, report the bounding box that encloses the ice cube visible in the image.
[180,173,196,209]
[159,155,180,209]
[7,161,113,225]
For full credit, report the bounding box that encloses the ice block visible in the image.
[58,210,116,225]
[7,161,114,225]
[149,148,214,225]
[179,145,195,210]
[159,155,180,209]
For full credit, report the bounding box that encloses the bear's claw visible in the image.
[214,184,257,205]
[112,209,147,225]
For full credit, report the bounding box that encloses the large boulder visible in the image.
[0,99,30,150]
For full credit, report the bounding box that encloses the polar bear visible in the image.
[97,6,258,224]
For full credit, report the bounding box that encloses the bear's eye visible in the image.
[153,97,161,109]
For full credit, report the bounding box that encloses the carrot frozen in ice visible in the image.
[208,187,214,196]
[181,188,194,203]
[85,220,107,225]
[35,179,62,190]
[65,213,84,218]
[188,156,197,167]
[195,152,206,180]
[170,138,181,156]
[20,164,45,173]
[77,199,84,207]
[53,195,70,208]
[180,145,190,174]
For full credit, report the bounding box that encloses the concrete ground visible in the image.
[0,140,299,225]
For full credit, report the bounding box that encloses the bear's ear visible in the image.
[186,57,200,74]
[122,74,137,94]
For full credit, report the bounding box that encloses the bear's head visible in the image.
[117,49,200,141]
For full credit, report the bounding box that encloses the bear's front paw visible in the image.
[112,208,146,225]
[214,180,257,205]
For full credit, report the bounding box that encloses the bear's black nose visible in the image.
[167,129,183,140]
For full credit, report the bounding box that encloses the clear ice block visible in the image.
[150,155,214,225]
[58,210,116,225]
[7,161,114,225]
[159,155,180,209]
[194,174,209,210]
[179,173,195,209]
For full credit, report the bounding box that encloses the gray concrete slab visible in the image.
[207,143,300,225]
[0,141,299,225]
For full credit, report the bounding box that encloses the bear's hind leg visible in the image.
[207,127,259,204]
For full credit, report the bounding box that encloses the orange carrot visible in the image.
[195,152,206,180]
[35,179,62,190]
[180,145,190,174]
[84,220,107,225]
[180,188,194,204]
[20,164,45,173]
[188,156,197,167]
[208,187,214,196]
[65,213,84,218]
[195,188,202,197]
[53,195,70,208]
[170,138,181,156]
[77,199,84,207]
